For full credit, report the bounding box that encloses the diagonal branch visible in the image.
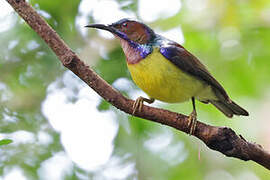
[6,0,270,170]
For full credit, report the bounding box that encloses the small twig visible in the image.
[6,0,270,170]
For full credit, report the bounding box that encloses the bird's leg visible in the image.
[188,97,197,135]
[132,96,155,115]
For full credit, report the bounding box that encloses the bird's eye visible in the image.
[122,23,128,28]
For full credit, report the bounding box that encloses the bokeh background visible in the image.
[1,0,270,179]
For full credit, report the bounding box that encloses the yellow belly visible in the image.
[127,48,216,103]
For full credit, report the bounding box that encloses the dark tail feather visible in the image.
[210,100,249,118]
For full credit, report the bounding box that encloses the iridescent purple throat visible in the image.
[119,38,153,64]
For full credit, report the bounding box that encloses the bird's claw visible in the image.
[132,96,144,115]
[132,96,154,115]
[187,110,197,135]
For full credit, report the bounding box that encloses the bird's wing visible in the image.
[160,42,229,101]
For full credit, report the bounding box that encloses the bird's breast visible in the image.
[127,48,210,103]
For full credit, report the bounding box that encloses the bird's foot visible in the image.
[132,96,154,115]
[187,110,197,135]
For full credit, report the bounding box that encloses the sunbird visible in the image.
[86,19,249,134]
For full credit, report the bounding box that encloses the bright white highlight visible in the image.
[42,71,119,171]
[76,0,136,38]
[3,167,27,180]
[144,129,187,165]
[0,1,16,33]
[138,0,181,22]
[158,27,185,44]
[38,152,73,180]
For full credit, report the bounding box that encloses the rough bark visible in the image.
[6,0,270,170]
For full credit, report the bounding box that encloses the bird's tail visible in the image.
[210,99,249,118]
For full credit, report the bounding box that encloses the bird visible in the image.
[85,19,249,134]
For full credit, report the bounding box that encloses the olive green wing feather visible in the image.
[160,42,249,117]
[160,42,229,101]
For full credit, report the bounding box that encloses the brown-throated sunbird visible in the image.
[85,19,249,134]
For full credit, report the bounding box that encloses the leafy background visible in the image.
[1,0,270,179]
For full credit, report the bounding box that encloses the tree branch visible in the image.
[6,0,270,170]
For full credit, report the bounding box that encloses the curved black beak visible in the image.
[85,23,129,41]
[85,24,117,34]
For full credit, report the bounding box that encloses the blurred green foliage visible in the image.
[1,0,270,179]
[0,139,12,146]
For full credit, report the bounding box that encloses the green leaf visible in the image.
[0,139,13,146]
[97,99,110,111]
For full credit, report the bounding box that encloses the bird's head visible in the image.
[85,18,156,45]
